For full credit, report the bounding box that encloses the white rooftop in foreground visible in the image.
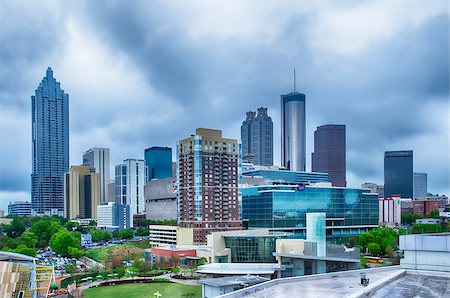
[218,267,450,298]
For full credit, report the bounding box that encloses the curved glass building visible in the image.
[281,92,306,171]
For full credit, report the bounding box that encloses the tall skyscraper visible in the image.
[31,67,69,216]
[144,147,172,180]
[384,150,413,198]
[241,108,273,166]
[281,92,306,171]
[414,172,428,198]
[311,124,346,187]
[83,148,110,204]
[177,128,242,244]
[115,159,147,228]
[64,165,100,219]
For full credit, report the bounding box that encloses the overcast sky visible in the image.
[0,0,448,212]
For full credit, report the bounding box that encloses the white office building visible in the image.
[378,196,401,227]
[115,159,147,228]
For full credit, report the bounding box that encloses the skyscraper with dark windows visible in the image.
[281,92,306,171]
[312,124,346,187]
[240,108,273,166]
[384,150,413,198]
[144,146,172,180]
[31,68,69,216]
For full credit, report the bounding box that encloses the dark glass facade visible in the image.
[384,151,413,198]
[241,108,273,166]
[224,234,289,263]
[242,185,378,236]
[31,67,69,215]
[312,124,346,187]
[145,147,172,180]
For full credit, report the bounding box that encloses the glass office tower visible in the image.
[31,67,69,215]
[281,92,306,171]
[242,184,378,238]
[241,108,273,166]
[384,151,413,198]
[83,147,110,204]
[312,124,346,187]
[144,147,172,180]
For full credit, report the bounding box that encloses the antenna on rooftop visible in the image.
[293,69,296,92]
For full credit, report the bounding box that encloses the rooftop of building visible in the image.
[218,267,450,298]
[200,275,270,287]
[0,250,37,262]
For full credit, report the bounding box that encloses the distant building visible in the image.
[177,128,242,244]
[412,200,439,216]
[281,92,306,171]
[31,68,69,216]
[97,202,130,230]
[107,182,115,202]
[200,275,269,298]
[115,159,147,228]
[361,182,384,198]
[64,165,101,219]
[83,148,110,204]
[413,172,428,198]
[312,124,346,187]
[241,107,273,166]
[8,201,32,216]
[416,195,448,209]
[144,147,172,180]
[384,150,413,198]
[145,177,177,221]
[0,210,4,217]
[379,196,402,227]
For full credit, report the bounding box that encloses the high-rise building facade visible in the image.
[177,128,242,244]
[281,92,306,171]
[414,172,428,198]
[8,201,32,216]
[31,68,69,216]
[378,196,401,227]
[144,147,172,180]
[312,124,346,187]
[64,165,100,219]
[384,150,413,198]
[115,159,147,228]
[83,148,110,204]
[240,108,273,166]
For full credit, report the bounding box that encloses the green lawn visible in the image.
[85,241,151,262]
[83,283,201,298]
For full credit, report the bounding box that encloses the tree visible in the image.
[65,221,81,231]
[119,229,134,239]
[88,220,97,227]
[50,229,81,256]
[4,218,25,238]
[401,213,422,225]
[368,243,381,256]
[19,232,38,249]
[68,246,83,258]
[411,224,443,234]
[427,210,440,219]
[135,227,149,237]
[358,232,374,253]
[92,230,111,242]
[13,245,36,257]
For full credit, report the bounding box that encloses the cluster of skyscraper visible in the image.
[24,68,436,243]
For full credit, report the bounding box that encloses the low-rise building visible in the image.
[148,246,197,269]
[7,201,32,216]
[97,202,130,231]
[415,218,441,225]
[149,225,194,247]
[197,263,280,279]
[379,196,401,227]
[412,200,439,216]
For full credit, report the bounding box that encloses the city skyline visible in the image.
[0,1,449,212]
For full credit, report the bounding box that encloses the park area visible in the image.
[84,241,150,263]
[83,282,201,298]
